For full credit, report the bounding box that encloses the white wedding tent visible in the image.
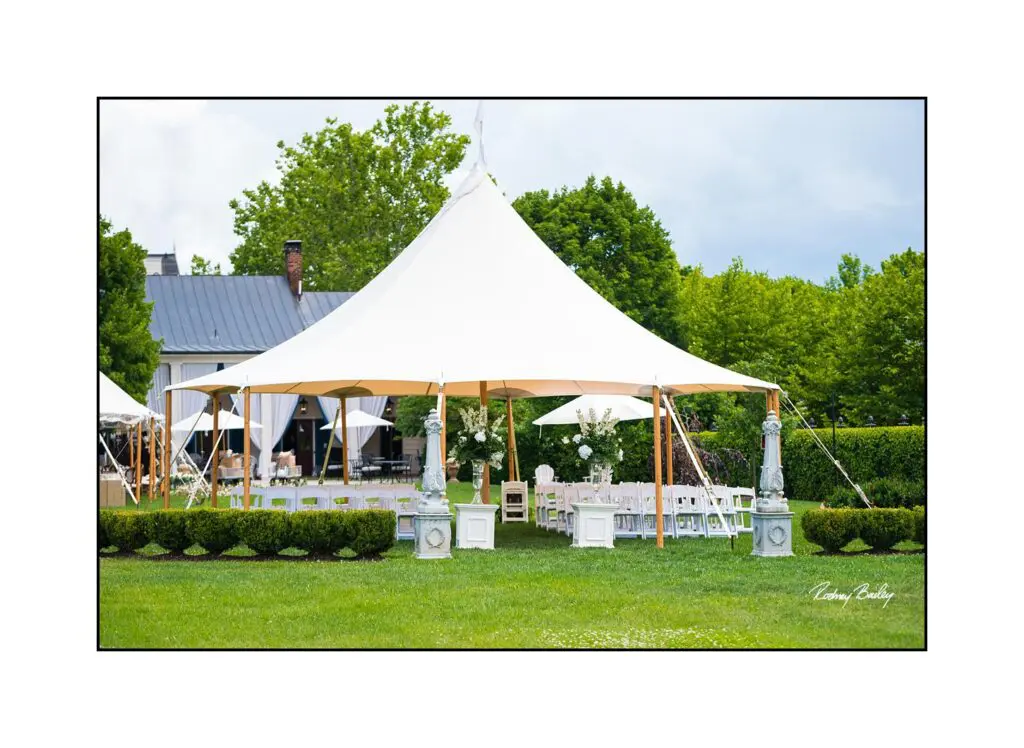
[168,161,779,543]
[170,164,776,399]
[533,394,667,427]
[100,372,158,424]
[319,409,393,431]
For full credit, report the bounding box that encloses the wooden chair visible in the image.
[501,481,529,523]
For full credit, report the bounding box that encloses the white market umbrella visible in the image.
[100,371,159,424]
[319,409,394,430]
[170,164,777,399]
[533,394,666,426]
[170,409,263,433]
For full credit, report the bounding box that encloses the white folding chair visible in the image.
[327,485,363,510]
[264,485,297,512]
[733,486,755,533]
[612,482,643,538]
[703,485,735,536]
[295,486,329,511]
[393,486,422,540]
[501,481,529,523]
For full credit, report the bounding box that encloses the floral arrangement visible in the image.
[562,407,623,466]
[449,406,506,469]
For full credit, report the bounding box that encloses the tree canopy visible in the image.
[99,216,161,402]
[190,255,221,275]
[513,176,686,345]
[228,102,470,291]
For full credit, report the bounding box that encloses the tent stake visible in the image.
[243,388,251,510]
[211,400,219,507]
[653,386,664,549]
[480,381,490,503]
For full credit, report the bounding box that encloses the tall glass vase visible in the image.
[590,462,613,503]
[471,460,485,504]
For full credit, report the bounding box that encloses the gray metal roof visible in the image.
[145,275,353,354]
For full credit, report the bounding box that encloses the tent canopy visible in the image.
[319,409,394,430]
[100,372,159,424]
[170,409,263,433]
[533,394,666,426]
[171,163,778,399]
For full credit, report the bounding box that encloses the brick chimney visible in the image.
[284,240,302,297]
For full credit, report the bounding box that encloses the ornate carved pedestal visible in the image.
[751,510,794,557]
[571,502,618,548]
[751,408,794,558]
[454,503,498,549]
[414,407,452,560]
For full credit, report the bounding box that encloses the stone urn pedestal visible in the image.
[413,407,452,559]
[454,503,499,549]
[571,502,618,548]
[751,408,793,558]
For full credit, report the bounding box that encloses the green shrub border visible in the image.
[802,507,921,554]
[98,509,395,559]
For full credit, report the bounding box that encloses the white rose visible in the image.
[561,436,570,445]
[572,434,582,444]
[618,449,624,461]
[578,445,593,460]
[459,435,467,443]
[474,431,486,443]
[491,453,502,463]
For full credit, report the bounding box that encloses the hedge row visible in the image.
[99,509,396,559]
[735,426,924,502]
[801,507,925,553]
[826,478,925,509]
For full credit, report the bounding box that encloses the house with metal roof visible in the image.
[142,241,387,480]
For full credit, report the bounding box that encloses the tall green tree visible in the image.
[513,176,686,346]
[229,102,470,291]
[99,216,161,402]
[190,254,221,275]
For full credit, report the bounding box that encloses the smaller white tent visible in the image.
[100,372,159,424]
[533,394,666,426]
[319,409,394,430]
[170,409,263,433]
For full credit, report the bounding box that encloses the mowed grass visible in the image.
[99,484,924,649]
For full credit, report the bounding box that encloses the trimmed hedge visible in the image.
[802,507,920,553]
[98,509,395,559]
[184,509,239,554]
[150,510,189,553]
[290,511,349,555]
[103,512,150,552]
[859,508,915,551]
[826,478,925,509]
[238,510,291,555]
[346,510,397,558]
[801,509,861,553]
[783,426,924,502]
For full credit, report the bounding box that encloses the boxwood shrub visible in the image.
[104,511,151,553]
[858,508,915,551]
[238,510,291,555]
[150,510,189,553]
[826,478,925,509]
[185,509,239,554]
[98,513,109,550]
[913,506,925,545]
[346,510,396,558]
[290,511,350,555]
[801,509,861,553]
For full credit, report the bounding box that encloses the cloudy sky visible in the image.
[99,99,923,283]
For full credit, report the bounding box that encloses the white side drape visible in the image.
[269,395,299,453]
[230,392,263,449]
[146,364,170,415]
[318,396,388,463]
[176,363,217,453]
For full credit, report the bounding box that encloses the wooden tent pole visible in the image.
[135,422,143,504]
[440,393,447,472]
[243,388,251,510]
[653,386,664,549]
[665,396,674,487]
[148,417,155,502]
[211,400,219,507]
[506,397,516,481]
[341,397,349,485]
[128,425,134,478]
[163,390,172,508]
[480,381,490,504]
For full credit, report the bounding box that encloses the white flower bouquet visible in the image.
[570,407,623,467]
[449,405,506,469]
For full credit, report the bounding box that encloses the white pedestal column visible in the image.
[751,408,794,558]
[571,502,618,548]
[454,503,498,549]
[413,407,451,559]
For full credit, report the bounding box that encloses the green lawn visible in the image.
[99,485,924,649]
